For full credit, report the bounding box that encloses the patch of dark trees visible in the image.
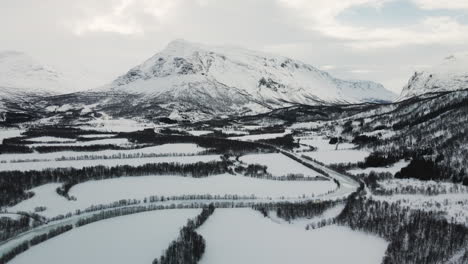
[0,225,72,264]
[256,134,299,150]
[351,135,379,145]
[21,126,112,139]
[154,204,215,264]
[247,125,285,135]
[120,129,275,154]
[337,195,468,264]
[0,144,32,154]
[253,200,342,222]
[0,216,30,242]
[392,95,468,130]
[0,161,231,207]
[395,155,468,185]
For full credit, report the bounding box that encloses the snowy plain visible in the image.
[298,136,370,165]
[0,143,208,164]
[198,208,388,264]
[10,174,336,218]
[347,160,409,175]
[239,153,325,177]
[8,209,200,264]
[0,128,24,144]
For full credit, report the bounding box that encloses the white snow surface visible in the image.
[299,135,370,165]
[0,128,24,144]
[198,208,388,264]
[230,130,291,141]
[347,160,409,175]
[302,149,370,165]
[10,174,336,218]
[9,209,200,264]
[239,153,324,177]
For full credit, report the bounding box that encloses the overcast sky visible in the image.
[1,0,468,93]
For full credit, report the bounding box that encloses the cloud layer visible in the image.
[0,0,467,93]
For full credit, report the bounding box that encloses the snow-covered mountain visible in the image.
[96,40,395,119]
[398,54,468,100]
[0,51,72,95]
[0,51,106,98]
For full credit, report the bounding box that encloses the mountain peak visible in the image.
[398,54,468,100]
[105,41,395,120]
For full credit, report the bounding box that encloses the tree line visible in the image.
[253,200,343,222]
[154,204,215,264]
[337,194,468,264]
[0,160,231,207]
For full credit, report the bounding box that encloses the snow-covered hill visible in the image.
[0,51,105,98]
[0,51,71,95]
[398,54,468,100]
[97,40,395,118]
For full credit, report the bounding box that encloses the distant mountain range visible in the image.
[1,40,467,122]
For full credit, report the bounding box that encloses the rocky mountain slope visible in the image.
[398,54,468,100]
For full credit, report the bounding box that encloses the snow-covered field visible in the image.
[230,130,290,141]
[239,153,324,177]
[78,117,155,132]
[10,174,336,218]
[198,208,388,264]
[187,130,212,136]
[347,160,409,175]
[297,135,370,165]
[1,154,221,171]
[9,209,200,264]
[0,143,208,164]
[78,134,116,139]
[299,137,356,151]
[26,136,76,143]
[0,128,24,144]
[302,149,369,165]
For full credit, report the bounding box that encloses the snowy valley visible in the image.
[1,41,468,264]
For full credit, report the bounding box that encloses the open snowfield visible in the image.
[0,143,208,164]
[10,175,336,218]
[8,209,200,264]
[198,208,388,264]
[187,130,212,136]
[302,149,369,165]
[299,136,356,151]
[298,135,370,165]
[230,130,291,141]
[239,153,324,177]
[78,134,116,138]
[78,117,156,132]
[1,154,221,171]
[347,160,409,175]
[0,128,24,144]
[26,136,76,143]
